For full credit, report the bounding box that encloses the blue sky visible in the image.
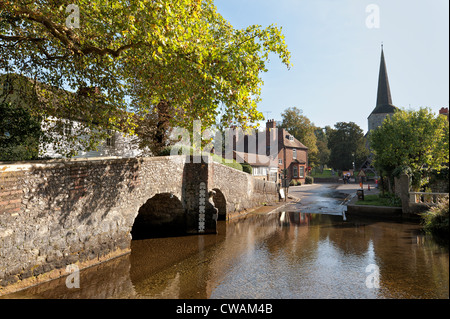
[214,0,449,132]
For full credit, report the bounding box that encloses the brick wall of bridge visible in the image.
[0,155,278,295]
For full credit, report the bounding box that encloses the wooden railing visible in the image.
[409,192,448,204]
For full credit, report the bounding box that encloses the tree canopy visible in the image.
[280,107,319,166]
[369,108,449,190]
[0,0,292,157]
[327,121,369,171]
[314,126,331,169]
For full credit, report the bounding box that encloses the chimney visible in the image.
[266,119,276,129]
[266,119,277,157]
[439,107,449,121]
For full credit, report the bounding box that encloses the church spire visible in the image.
[371,45,397,115]
[376,45,392,106]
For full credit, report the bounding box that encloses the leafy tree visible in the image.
[0,0,292,157]
[280,107,318,166]
[327,122,369,171]
[369,108,449,190]
[314,126,331,170]
[0,101,42,161]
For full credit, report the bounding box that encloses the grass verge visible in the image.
[355,193,402,207]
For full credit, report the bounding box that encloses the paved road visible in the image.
[284,183,379,215]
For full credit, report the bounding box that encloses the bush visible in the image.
[0,102,42,161]
[421,195,449,238]
[378,192,402,207]
[289,179,301,186]
[241,163,253,175]
[305,176,314,184]
[211,154,243,172]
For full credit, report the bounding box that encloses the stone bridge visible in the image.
[0,155,278,294]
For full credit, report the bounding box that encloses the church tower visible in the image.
[368,45,398,133]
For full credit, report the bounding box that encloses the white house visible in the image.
[1,73,144,160]
[39,117,143,159]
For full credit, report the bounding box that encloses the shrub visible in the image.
[211,154,243,172]
[305,176,314,184]
[378,192,402,207]
[241,163,253,175]
[289,179,301,186]
[421,195,449,237]
[0,102,42,161]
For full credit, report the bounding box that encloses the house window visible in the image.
[278,158,282,165]
[293,149,297,159]
[293,166,298,178]
[300,166,305,178]
[254,167,268,176]
[106,130,115,147]
[289,135,294,141]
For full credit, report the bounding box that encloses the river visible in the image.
[3,185,449,299]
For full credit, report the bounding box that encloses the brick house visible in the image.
[230,119,309,185]
[266,120,309,185]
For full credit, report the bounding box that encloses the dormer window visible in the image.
[289,135,294,141]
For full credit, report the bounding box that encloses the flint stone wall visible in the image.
[0,155,278,294]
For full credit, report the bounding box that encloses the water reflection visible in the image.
[3,212,448,299]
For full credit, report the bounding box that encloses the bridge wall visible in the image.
[0,156,186,293]
[0,155,278,294]
[211,161,278,216]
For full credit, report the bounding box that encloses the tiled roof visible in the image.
[278,129,308,150]
[233,151,277,167]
